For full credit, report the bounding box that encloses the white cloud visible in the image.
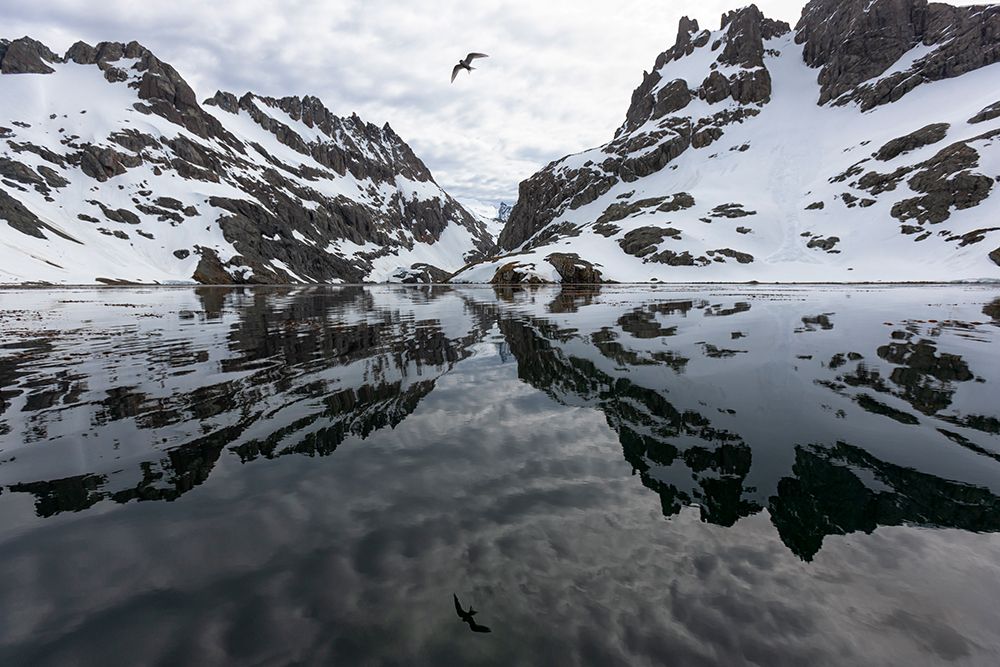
[0,0,985,207]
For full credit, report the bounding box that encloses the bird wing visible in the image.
[451,64,464,83]
[470,622,492,633]
[465,52,489,61]
[453,594,465,615]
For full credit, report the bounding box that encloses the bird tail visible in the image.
[469,66,476,71]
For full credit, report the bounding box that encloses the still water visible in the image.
[1,285,1000,666]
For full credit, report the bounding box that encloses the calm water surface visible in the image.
[1,285,1000,666]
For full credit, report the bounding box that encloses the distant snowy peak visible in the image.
[456,0,1000,284]
[496,201,513,223]
[0,37,490,285]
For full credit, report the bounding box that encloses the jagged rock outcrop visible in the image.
[0,38,492,284]
[389,263,452,283]
[889,133,997,225]
[873,123,950,161]
[796,0,1000,109]
[490,262,552,285]
[545,253,605,283]
[0,37,62,74]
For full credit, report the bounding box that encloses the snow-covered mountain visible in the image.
[453,0,1000,283]
[0,38,492,285]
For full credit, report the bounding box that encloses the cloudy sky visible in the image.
[0,1,980,209]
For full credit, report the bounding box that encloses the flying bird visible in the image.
[451,52,489,83]
[453,594,492,633]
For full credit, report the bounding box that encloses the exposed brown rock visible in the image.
[720,6,790,69]
[619,226,683,258]
[490,262,551,285]
[969,101,1000,125]
[79,145,128,182]
[708,248,755,263]
[647,250,710,267]
[0,37,61,74]
[1,189,79,242]
[807,236,841,252]
[796,0,1000,110]
[709,203,756,218]
[890,139,995,225]
[546,253,604,283]
[873,123,949,161]
[394,263,452,284]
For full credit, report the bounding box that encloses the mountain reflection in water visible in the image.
[1,285,999,665]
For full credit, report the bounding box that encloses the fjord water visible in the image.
[1,285,1000,666]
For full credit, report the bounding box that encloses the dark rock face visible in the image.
[647,250,709,267]
[620,226,683,258]
[708,248,755,264]
[499,162,613,251]
[709,203,756,219]
[0,37,61,74]
[490,262,551,285]
[391,263,452,284]
[79,145,128,182]
[1,189,78,243]
[1,189,48,238]
[807,236,841,252]
[0,158,47,192]
[597,194,694,234]
[796,0,1000,109]
[622,5,787,136]
[874,123,949,161]
[969,101,1000,125]
[890,134,996,225]
[546,253,605,283]
[411,263,452,283]
[720,5,790,68]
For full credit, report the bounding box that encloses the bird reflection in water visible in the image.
[453,594,492,633]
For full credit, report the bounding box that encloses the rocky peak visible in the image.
[619,4,787,136]
[205,90,239,114]
[206,90,436,184]
[674,17,702,52]
[719,5,791,68]
[58,39,238,144]
[0,36,63,74]
[497,201,513,223]
[796,0,1000,109]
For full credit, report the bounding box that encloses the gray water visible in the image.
[1,285,1000,666]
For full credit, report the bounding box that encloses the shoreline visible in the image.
[2,281,1000,290]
